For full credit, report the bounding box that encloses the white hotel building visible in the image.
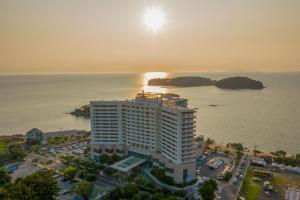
[90,92,199,183]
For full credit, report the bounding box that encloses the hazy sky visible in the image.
[0,0,299,73]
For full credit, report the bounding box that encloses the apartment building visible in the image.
[90,92,198,183]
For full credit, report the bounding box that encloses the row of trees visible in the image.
[1,167,93,200]
[105,183,186,200]
[271,150,300,167]
[226,143,244,152]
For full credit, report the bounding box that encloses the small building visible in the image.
[251,157,267,167]
[26,128,44,145]
[285,187,300,200]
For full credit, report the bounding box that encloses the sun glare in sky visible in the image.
[143,7,166,32]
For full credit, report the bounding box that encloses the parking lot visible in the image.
[196,152,235,180]
[56,176,76,200]
[194,151,250,200]
[50,141,89,157]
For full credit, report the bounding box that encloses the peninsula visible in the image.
[148,76,264,90]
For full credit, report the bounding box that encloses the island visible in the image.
[148,76,214,87]
[148,76,264,90]
[69,105,90,118]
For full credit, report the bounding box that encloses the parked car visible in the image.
[62,190,70,195]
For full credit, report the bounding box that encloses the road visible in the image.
[219,155,250,200]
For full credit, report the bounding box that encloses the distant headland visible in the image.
[69,105,90,118]
[148,76,264,90]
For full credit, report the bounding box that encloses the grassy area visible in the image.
[271,171,300,197]
[240,166,300,200]
[239,167,263,200]
[0,141,7,154]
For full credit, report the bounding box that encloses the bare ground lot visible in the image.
[239,166,300,200]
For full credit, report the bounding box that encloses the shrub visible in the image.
[151,167,174,185]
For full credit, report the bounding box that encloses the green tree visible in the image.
[199,180,218,200]
[224,149,230,156]
[0,168,11,187]
[224,171,233,182]
[195,136,204,143]
[205,138,215,150]
[133,191,150,200]
[32,145,40,153]
[273,150,287,158]
[105,186,122,200]
[7,144,26,160]
[226,143,244,152]
[151,167,174,185]
[122,184,139,199]
[71,181,93,200]
[21,171,60,200]
[62,166,78,180]
[174,190,187,198]
[1,181,37,200]
[100,154,111,164]
[0,171,59,200]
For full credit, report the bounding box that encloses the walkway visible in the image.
[142,168,203,192]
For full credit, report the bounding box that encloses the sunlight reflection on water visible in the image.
[142,72,168,93]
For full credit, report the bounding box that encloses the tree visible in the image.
[100,154,111,164]
[173,190,187,198]
[21,171,60,200]
[273,150,287,158]
[1,181,37,200]
[134,191,151,200]
[71,181,93,200]
[0,171,59,200]
[122,184,139,199]
[136,178,156,191]
[62,166,78,180]
[224,149,230,156]
[7,144,26,160]
[0,168,11,187]
[199,180,218,200]
[195,136,204,143]
[226,143,244,152]
[32,145,40,153]
[151,167,174,185]
[103,167,117,176]
[205,138,215,150]
[224,171,233,182]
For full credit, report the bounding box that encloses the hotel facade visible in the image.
[90,92,199,183]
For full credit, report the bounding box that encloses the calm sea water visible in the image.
[0,72,299,153]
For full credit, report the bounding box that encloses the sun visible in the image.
[143,7,166,32]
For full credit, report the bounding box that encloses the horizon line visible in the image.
[0,69,299,76]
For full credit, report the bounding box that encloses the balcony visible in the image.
[181,137,194,142]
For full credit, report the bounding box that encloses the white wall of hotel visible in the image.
[90,93,202,183]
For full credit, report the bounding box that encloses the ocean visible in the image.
[0,72,299,154]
